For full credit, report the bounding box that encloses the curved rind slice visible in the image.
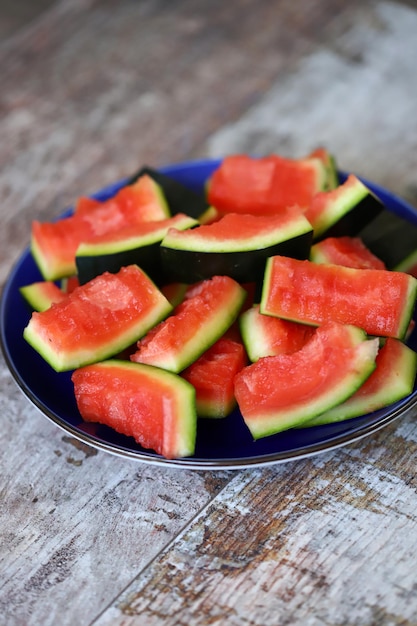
[305,174,384,240]
[130,276,247,373]
[239,305,315,362]
[31,175,170,281]
[72,360,197,459]
[234,322,379,439]
[20,281,67,312]
[23,265,173,372]
[160,210,313,285]
[310,236,386,270]
[304,338,417,426]
[76,213,198,285]
[261,256,417,340]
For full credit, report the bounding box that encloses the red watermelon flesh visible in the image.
[74,196,101,214]
[304,338,417,426]
[310,236,386,270]
[31,175,170,280]
[234,321,379,438]
[240,304,315,362]
[261,256,417,340]
[181,337,247,418]
[23,265,173,372]
[72,360,197,459]
[207,154,326,215]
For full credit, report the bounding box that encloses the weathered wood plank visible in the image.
[0,382,232,626]
[207,0,417,206]
[0,0,363,284]
[92,409,417,626]
[0,1,416,625]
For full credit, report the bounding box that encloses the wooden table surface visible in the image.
[1,1,417,624]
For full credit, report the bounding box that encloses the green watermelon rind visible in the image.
[74,359,197,459]
[132,281,247,374]
[398,277,417,340]
[20,281,66,312]
[160,209,314,285]
[23,269,174,372]
[395,248,417,274]
[75,214,199,285]
[311,176,383,240]
[237,327,379,440]
[261,256,417,341]
[160,213,313,253]
[239,306,272,362]
[76,215,198,257]
[304,340,417,427]
[159,233,312,285]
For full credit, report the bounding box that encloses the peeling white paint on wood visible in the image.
[93,418,417,625]
[0,1,416,625]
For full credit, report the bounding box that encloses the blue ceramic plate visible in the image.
[1,159,417,469]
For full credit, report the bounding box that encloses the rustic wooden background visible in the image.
[1,1,417,625]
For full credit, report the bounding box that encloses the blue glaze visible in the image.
[1,160,416,469]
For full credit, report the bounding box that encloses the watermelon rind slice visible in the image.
[23,265,173,372]
[131,277,247,373]
[307,175,384,240]
[303,339,417,427]
[234,323,379,439]
[72,360,197,459]
[75,214,198,285]
[20,281,67,312]
[261,256,417,341]
[160,211,313,253]
[160,211,313,285]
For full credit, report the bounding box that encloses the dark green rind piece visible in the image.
[128,165,209,219]
[359,209,417,271]
[76,215,198,285]
[160,231,312,286]
[311,176,385,241]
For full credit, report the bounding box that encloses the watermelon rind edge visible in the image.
[303,340,417,427]
[239,329,379,440]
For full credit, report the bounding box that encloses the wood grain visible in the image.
[93,409,417,626]
[207,1,417,206]
[0,0,363,283]
[0,1,416,625]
